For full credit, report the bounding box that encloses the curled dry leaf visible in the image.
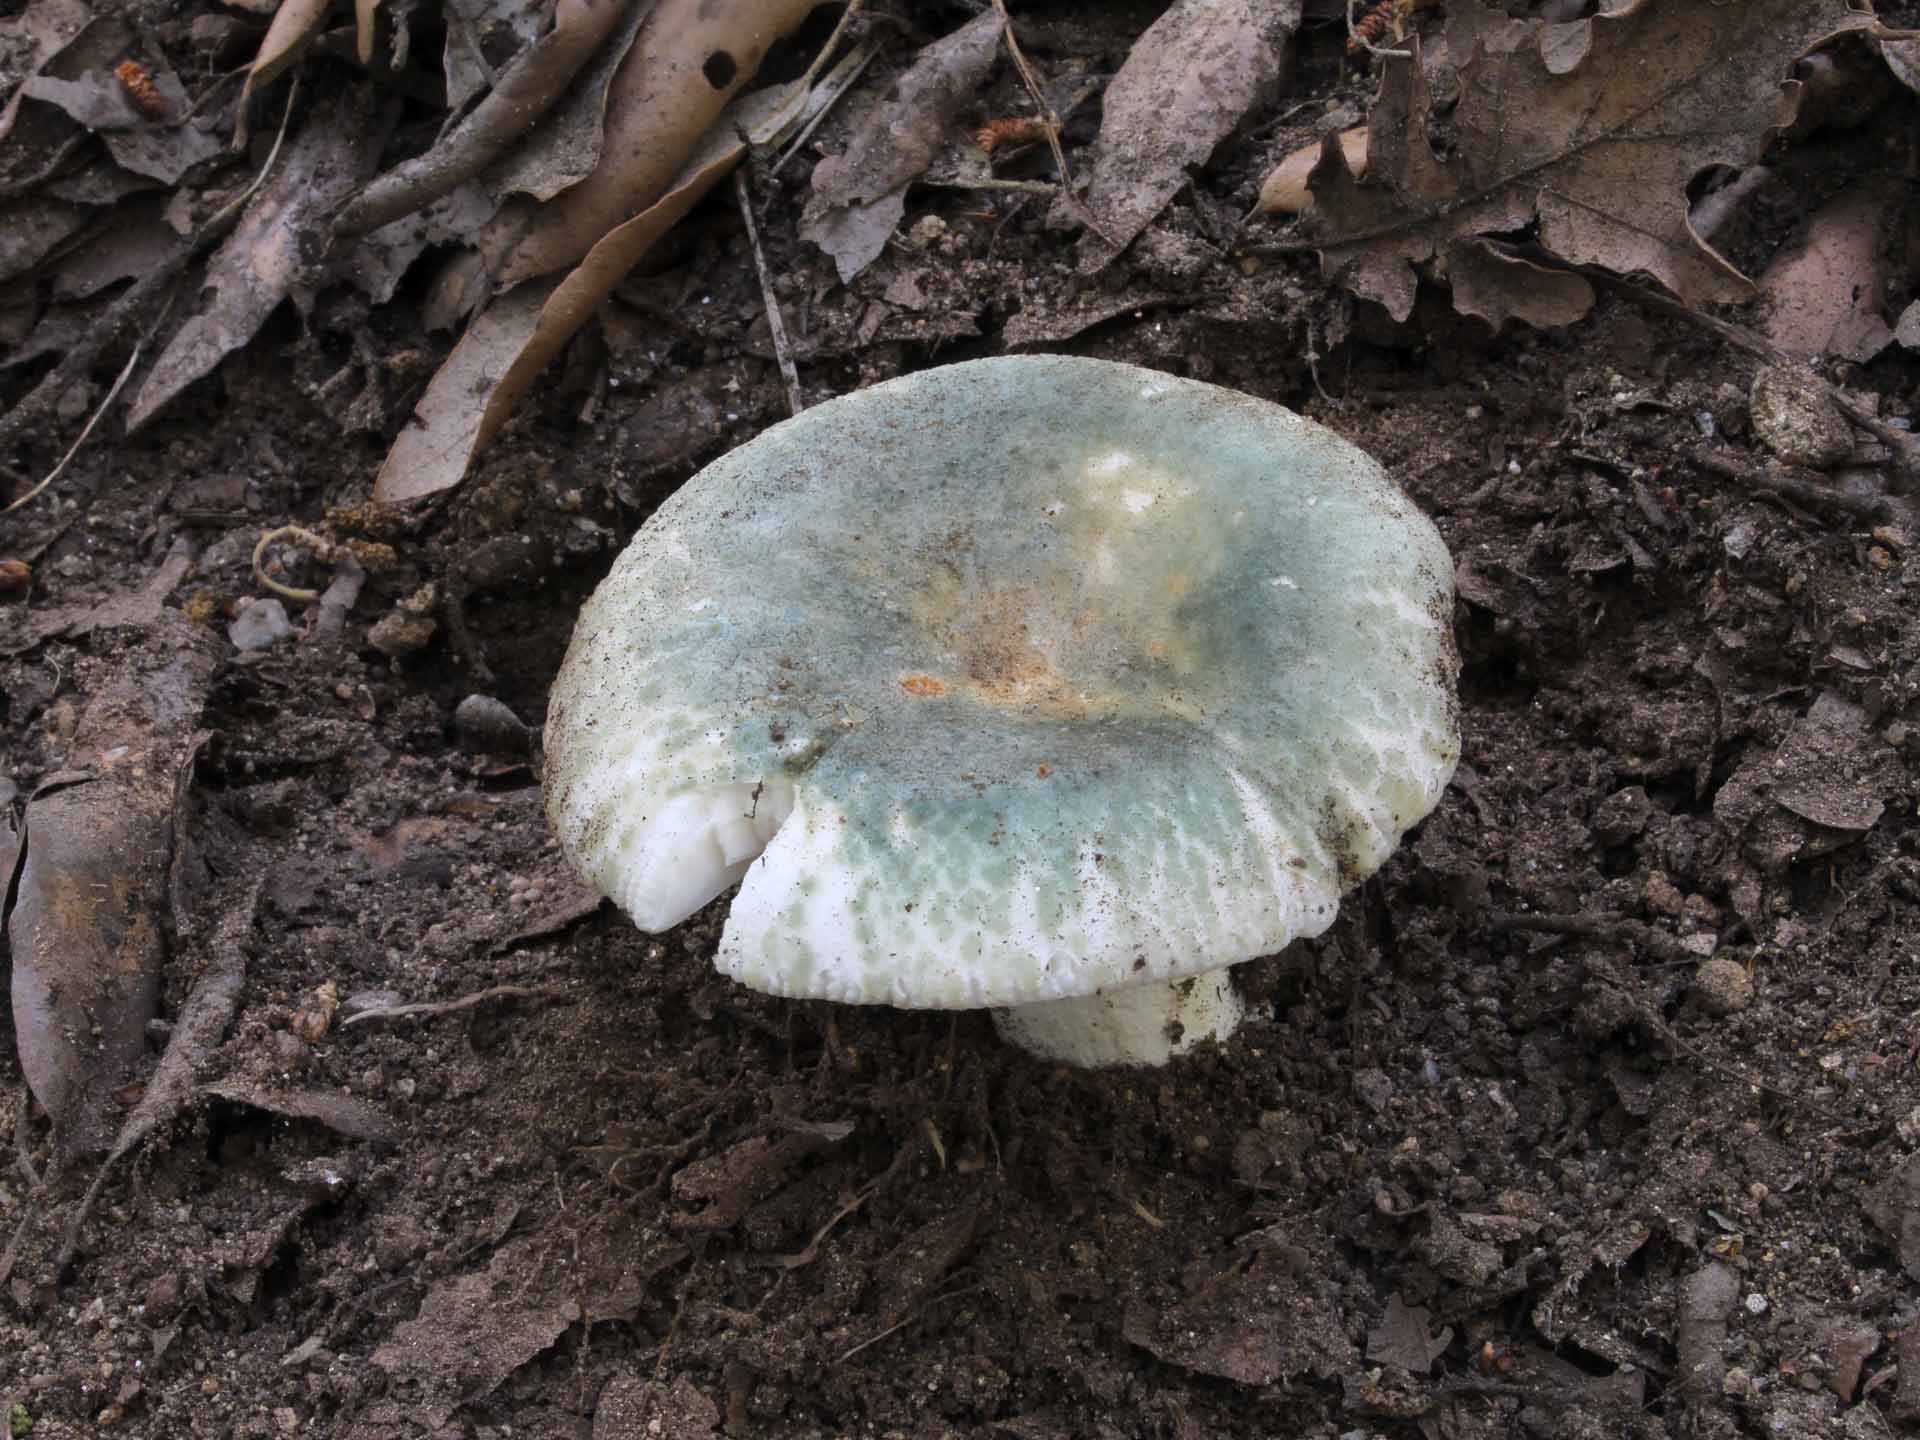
[375,69,829,504]
[1073,0,1301,271]
[235,0,329,139]
[333,0,637,237]
[354,0,380,65]
[1256,126,1367,216]
[8,620,218,1161]
[800,9,1004,285]
[127,86,391,432]
[1301,1,1875,326]
[484,0,824,289]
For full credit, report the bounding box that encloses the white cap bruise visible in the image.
[545,356,1459,1066]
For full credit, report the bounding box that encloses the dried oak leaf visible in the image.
[1302,0,1874,327]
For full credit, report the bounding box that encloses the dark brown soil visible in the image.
[7,5,1920,1439]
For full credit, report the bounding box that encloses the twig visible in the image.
[3,342,142,515]
[920,176,1059,196]
[734,169,804,416]
[771,36,877,177]
[250,523,333,603]
[1690,447,1907,525]
[340,982,569,1027]
[1511,249,1920,490]
[988,0,1111,246]
[13,1101,38,1190]
[836,1283,983,1364]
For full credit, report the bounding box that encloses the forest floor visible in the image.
[6,3,1920,1438]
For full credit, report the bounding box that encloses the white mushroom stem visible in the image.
[991,970,1244,1067]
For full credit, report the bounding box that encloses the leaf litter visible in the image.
[9,4,1920,1436]
[1284,0,1876,326]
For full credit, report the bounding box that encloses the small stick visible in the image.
[13,1101,38,1190]
[734,169,804,416]
[988,0,1111,245]
[3,343,143,515]
[1505,249,1920,490]
[920,176,1059,196]
[1691,447,1906,524]
[340,982,567,1027]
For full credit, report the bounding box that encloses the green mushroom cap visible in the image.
[546,356,1459,1015]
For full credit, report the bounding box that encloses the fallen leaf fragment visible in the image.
[1366,1293,1453,1372]
[373,1236,585,1428]
[1122,1230,1354,1384]
[0,0,102,147]
[442,0,548,111]
[128,86,391,431]
[1449,239,1595,332]
[334,0,636,237]
[482,0,654,204]
[486,0,823,288]
[354,0,380,64]
[1303,1,1875,324]
[800,9,1004,284]
[375,57,838,502]
[236,0,329,137]
[8,621,218,1161]
[1074,0,1301,270]
[1256,126,1366,216]
[1759,180,1897,362]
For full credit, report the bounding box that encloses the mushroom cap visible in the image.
[545,356,1459,1010]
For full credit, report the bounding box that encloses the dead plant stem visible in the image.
[734,169,804,416]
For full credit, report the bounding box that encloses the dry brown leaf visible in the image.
[52,196,187,299]
[333,0,638,237]
[354,0,379,64]
[1303,1,1875,326]
[1449,239,1594,332]
[800,9,1003,284]
[8,620,218,1161]
[1758,180,1897,362]
[236,0,329,135]
[1256,126,1366,216]
[374,72,823,504]
[128,86,390,431]
[1074,0,1301,270]
[442,0,547,111]
[481,0,653,205]
[486,0,823,288]
[0,0,98,147]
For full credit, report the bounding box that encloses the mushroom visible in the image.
[545,356,1459,1066]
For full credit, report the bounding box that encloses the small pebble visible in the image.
[1694,956,1754,1017]
[451,694,531,754]
[228,597,292,651]
[1749,365,1853,468]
